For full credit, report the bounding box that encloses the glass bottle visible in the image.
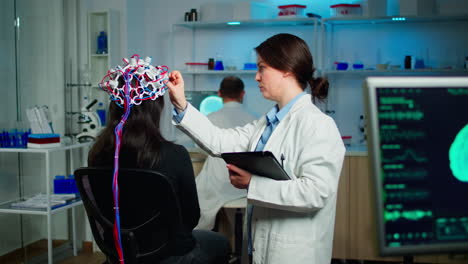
[97,31,108,54]
[208,58,215,70]
[96,102,106,126]
[190,9,198,22]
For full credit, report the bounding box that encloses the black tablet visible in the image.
[221,151,290,181]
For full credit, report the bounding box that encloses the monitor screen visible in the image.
[185,91,223,116]
[364,77,468,256]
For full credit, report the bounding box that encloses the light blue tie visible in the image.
[260,121,273,145]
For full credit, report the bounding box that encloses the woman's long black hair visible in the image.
[88,96,168,168]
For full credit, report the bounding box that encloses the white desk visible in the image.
[0,142,92,264]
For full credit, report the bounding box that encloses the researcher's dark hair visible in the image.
[88,90,168,169]
[255,33,328,102]
[219,76,245,99]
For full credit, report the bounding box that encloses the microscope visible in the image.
[77,99,103,143]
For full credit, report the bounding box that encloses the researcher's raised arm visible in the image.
[166,70,187,112]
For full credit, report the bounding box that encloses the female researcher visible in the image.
[167,34,345,263]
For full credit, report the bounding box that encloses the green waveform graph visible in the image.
[448,88,468,96]
[379,97,415,108]
[382,149,428,163]
[380,130,426,142]
[379,111,424,120]
[386,190,429,201]
[385,210,433,222]
[385,170,428,180]
[449,124,468,183]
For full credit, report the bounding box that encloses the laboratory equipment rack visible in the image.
[170,17,322,79]
[0,142,92,264]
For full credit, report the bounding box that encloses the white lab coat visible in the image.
[195,102,256,230]
[174,94,345,264]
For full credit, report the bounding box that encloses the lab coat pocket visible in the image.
[265,232,316,263]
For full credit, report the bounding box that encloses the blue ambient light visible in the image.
[200,95,223,115]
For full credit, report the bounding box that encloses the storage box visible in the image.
[27,133,61,148]
[54,175,79,194]
[342,136,352,146]
[362,0,387,17]
[278,4,307,17]
[330,4,362,17]
[233,1,274,20]
[399,0,436,16]
[200,2,233,21]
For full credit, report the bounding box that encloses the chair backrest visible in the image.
[74,167,182,264]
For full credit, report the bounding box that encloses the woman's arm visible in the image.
[166,71,187,112]
[167,70,262,155]
[175,103,260,156]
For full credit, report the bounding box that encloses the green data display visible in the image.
[376,87,468,247]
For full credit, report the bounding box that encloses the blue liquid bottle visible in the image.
[97,31,108,54]
[96,102,106,126]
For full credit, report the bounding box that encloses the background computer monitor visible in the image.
[364,76,468,257]
[185,91,222,116]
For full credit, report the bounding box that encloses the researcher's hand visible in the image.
[166,70,187,112]
[227,164,252,189]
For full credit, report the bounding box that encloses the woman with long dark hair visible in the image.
[88,56,230,264]
[168,34,345,263]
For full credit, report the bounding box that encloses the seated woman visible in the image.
[88,55,230,264]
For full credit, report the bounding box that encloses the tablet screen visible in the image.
[221,151,290,181]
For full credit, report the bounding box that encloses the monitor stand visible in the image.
[403,256,414,264]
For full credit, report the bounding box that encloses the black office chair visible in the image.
[74,167,182,264]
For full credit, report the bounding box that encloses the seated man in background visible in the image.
[195,76,257,230]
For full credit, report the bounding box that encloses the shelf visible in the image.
[323,15,468,25]
[173,17,320,29]
[88,10,120,97]
[90,54,109,57]
[323,69,468,77]
[180,70,257,75]
[0,142,92,153]
[0,198,82,215]
[0,141,89,264]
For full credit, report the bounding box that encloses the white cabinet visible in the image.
[87,10,120,109]
[88,10,120,87]
[0,143,91,264]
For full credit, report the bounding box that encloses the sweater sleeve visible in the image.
[174,145,200,229]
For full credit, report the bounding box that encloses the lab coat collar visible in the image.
[249,93,311,151]
[266,91,307,125]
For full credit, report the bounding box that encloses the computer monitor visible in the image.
[364,76,468,257]
[185,91,223,116]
